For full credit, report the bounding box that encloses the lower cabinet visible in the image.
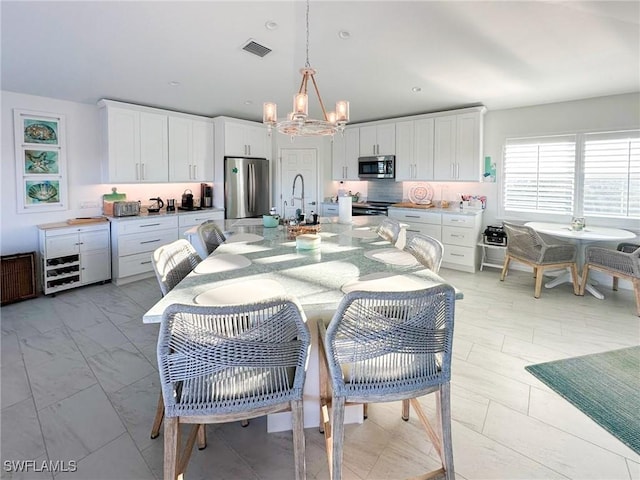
[38,223,111,295]
[321,203,339,217]
[388,208,483,272]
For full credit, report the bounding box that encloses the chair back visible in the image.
[197,220,227,256]
[376,218,402,245]
[152,239,202,296]
[404,233,444,272]
[157,298,310,418]
[324,285,455,400]
[502,221,543,262]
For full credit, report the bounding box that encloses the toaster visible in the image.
[112,201,140,217]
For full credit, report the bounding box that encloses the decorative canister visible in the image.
[570,217,585,231]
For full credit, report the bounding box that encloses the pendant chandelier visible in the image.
[263,0,349,137]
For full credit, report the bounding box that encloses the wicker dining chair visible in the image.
[318,285,456,480]
[500,222,579,298]
[376,217,402,246]
[150,239,202,440]
[197,220,227,256]
[580,244,640,316]
[404,232,444,272]
[158,299,310,480]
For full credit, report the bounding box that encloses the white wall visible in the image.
[1,91,207,255]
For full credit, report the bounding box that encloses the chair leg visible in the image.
[569,264,580,295]
[500,255,511,281]
[534,267,544,298]
[633,278,640,317]
[363,403,368,420]
[439,384,455,480]
[163,417,180,480]
[330,396,346,480]
[579,265,590,296]
[613,276,619,291]
[151,391,164,439]
[197,424,206,450]
[402,399,410,421]
[241,419,250,427]
[291,399,306,480]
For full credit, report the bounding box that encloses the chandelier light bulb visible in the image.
[263,102,277,124]
[327,111,337,124]
[293,93,308,117]
[336,101,350,122]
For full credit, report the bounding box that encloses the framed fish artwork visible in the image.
[14,109,67,212]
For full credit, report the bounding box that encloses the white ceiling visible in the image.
[2,1,639,124]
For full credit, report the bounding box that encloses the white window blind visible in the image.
[503,136,576,214]
[583,131,640,218]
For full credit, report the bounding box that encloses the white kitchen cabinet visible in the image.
[223,120,268,158]
[395,118,434,181]
[359,123,395,156]
[178,210,225,230]
[38,223,111,295]
[168,116,213,182]
[332,128,359,180]
[388,208,442,241]
[433,110,484,181]
[100,101,169,183]
[321,202,339,217]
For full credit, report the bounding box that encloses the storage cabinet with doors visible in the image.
[168,116,213,182]
[395,118,435,181]
[359,123,396,156]
[433,109,485,181]
[321,202,339,217]
[388,208,442,241]
[218,118,269,158]
[38,222,111,295]
[110,216,179,285]
[332,128,360,180]
[99,100,169,183]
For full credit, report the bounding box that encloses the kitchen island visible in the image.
[143,216,462,432]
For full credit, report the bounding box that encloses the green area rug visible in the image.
[525,346,640,455]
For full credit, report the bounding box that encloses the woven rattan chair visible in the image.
[318,285,456,480]
[580,244,640,316]
[404,232,444,272]
[500,222,579,298]
[376,217,402,246]
[197,220,226,256]
[158,299,310,480]
[150,239,202,439]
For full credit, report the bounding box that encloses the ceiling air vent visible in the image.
[242,39,272,58]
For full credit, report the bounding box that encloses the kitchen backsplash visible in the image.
[366,180,403,202]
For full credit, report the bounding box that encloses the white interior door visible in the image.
[280,148,318,220]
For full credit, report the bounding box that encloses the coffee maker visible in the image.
[201,183,213,208]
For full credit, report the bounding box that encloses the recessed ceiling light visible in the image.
[338,30,351,40]
[265,21,278,30]
[412,87,422,93]
[168,81,181,87]
[245,100,253,105]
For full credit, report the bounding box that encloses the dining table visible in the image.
[143,216,462,432]
[524,221,636,299]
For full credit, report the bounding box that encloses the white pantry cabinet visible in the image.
[99,100,169,183]
[38,222,111,295]
[332,128,360,180]
[433,110,484,181]
[168,116,213,182]
[359,123,395,156]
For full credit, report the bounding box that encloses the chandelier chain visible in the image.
[305,0,310,68]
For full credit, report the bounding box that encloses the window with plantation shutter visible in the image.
[503,136,576,215]
[583,131,640,218]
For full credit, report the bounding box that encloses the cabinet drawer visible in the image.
[389,209,441,225]
[442,245,476,266]
[442,214,475,228]
[405,224,441,241]
[46,234,80,258]
[118,228,178,256]
[117,216,178,235]
[118,252,155,277]
[178,211,224,228]
[80,231,110,251]
[322,204,339,216]
[442,226,476,247]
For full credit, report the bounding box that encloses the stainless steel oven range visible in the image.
[352,200,394,216]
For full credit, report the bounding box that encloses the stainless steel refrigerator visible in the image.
[224,157,270,219]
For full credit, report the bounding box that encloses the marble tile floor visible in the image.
[1,268,639,480]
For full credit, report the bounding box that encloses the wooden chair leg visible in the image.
[362,403,368,420]
[439,384,455,480]
[534,267,544,298]
[633,278,640,317]
[579,265,590,296]
[569,264,580,295]
[291,399,306,480]
[151,391,164,439]
[402,399,410,421]
[241,419,249,427]
[163,417,179,480]
[613,276,619,291]
[330,396,346,480]
[500,255,511,281]
[197,424,206,450]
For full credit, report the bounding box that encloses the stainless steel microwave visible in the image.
[358,155,395,179]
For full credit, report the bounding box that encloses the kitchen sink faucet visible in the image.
[291,173,305,214]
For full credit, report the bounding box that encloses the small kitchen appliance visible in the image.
[181,189,194,209]
[166,199,176,212]
[112,201,140,217]
[358,155,395,179]
[483,225,507,246]
[147,197,164,213]
[201,183,213,208]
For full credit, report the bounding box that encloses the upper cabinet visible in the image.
[433,110,484,181]
[223,120,268,158]
[391,118,435,181]
[168,116,213,182]
[100,102,168,183]
[99,100,214,183]
[359,124,395,156]
[332,128,360,180]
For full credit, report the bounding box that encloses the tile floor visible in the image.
[1,268,639,480]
